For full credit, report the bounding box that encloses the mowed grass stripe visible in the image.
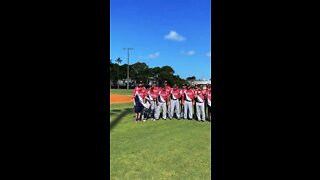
[110,103,211,179]
[110,89,133,95]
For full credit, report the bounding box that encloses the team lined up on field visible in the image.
[132,81,213,122]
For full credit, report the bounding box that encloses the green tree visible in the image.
[158,66,175,86]
[150,67,161,85]
[130,62,149,84]
[186,76,196,81]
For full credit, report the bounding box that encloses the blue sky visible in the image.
[110,0,211,80]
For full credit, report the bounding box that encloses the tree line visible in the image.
[110,58,192,88]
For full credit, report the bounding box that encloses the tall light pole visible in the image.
[123,48,133,90]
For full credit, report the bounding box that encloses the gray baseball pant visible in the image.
[155,102,167,119]
[207,104,211,121]
[204,100,207,119]
[184,101,193,119]
[169,99,180,119]
[141,101,150,120]
[148,100,156,119]
[180,100,184,117]
[196,102,206,121]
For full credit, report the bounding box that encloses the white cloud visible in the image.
[187,50,195,55]
[164,31,186,42]
[181,50,195,56]
[206,51,211,58]
[148,52,160,59]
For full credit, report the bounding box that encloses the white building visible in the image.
[188,79,211,86]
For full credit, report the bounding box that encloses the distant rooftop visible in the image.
[188,80,211,85]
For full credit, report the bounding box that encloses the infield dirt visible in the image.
[110,94,132,104]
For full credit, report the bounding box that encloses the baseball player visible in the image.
[202,85,208,116]
[140,82,148,120]
[164,81,171,117]
[181,84,195,120]
[132,83,147,122]
[179,84,186,118]
[151,82,160,94]
[133,81,146,94]
[140,81,147,92]
[133,83,139,94]
[145,86,158,121]
[169,84,181,120]
[155,86,169,120]
[193,84,199,120]
[207,84,212,122]
[194,86,206,122]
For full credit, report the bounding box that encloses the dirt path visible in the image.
[110,94,132,104]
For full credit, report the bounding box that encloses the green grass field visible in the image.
[110,92,211,179]
[110,89,133,95]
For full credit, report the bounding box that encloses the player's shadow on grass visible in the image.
[110,108,132,132]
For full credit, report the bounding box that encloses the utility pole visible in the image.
[123,48,133,90]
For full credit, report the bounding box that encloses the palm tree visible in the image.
[115,58,122,89]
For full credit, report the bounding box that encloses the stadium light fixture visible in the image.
[123,48,133,90]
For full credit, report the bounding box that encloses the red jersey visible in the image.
[165,85,171,94]
[134,89,147,104]
[133,86,139,93]
[179,89,185,100]
[170,89,181,100]
[207,90,212,106]
[132,86,138,99]
[132,87,146,98]
[207,90,212,100]
[195,90,205,103]
[153,86,160,94]
[158,90,169,103]
[141,86,146,93]
[182,89,195,101]
[201,89,207,95]
[147,90,158,101]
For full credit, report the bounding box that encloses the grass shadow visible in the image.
[112,109,121,112]
[110,108,132,132]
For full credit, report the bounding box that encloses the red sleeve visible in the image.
[132,89,136,98]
